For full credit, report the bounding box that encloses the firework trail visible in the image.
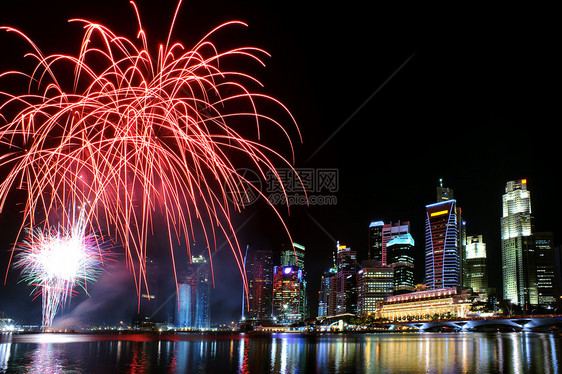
[13,207,106,328]
[0,1,300,299]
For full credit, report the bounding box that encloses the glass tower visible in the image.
[501,179,537,309]
[425,200,460,289]
[465,235,488,295]
[387,233,415,294]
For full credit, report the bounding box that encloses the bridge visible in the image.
[313,314,562,332]
[384,315,562,332]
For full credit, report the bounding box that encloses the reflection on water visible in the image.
[1,332,561,373]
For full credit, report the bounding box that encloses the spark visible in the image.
[13,208,107,328]
[0,1,301,301]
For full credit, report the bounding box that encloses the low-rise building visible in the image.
[376,287,472,321]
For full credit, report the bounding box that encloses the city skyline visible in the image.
[0,1,559,326]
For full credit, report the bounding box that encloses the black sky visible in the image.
[0,1,559,324]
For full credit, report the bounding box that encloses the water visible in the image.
[1,331,561,373]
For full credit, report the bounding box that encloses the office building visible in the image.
[280,242,307,318]
[501,179,537,309]
[318,267,337,317]
[247,249,274,321]
[465,235,488,296]
[175,255,211,330]
[357,265,394,316]
[387,233,415,294]
[368,221,384,263]
[535,232,556,307]
[335,242,357,314]
[272,265,304,324]
[381,221,410,266]
[425,200,461,289]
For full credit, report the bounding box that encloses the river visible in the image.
[1,331,561,373]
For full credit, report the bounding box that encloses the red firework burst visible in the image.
[0,1,300,300]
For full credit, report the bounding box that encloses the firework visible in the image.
[0,1,300,297]
[13,208,106,328]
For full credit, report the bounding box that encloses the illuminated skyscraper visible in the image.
[247,249,274,321]
[357,265,394,316]
[335,242,357,314]
[465,235,488,295]
[535,232,556,307]
[272,265,304,324]
[501,179,537,308]
[425,200,460,289]
[387,233,415,294]
[280,242,305,268]
[138,257,159,321]
[175,255,211,329]
[318,267,337,317]
[280,242,307,318]
[381,221,410,267]
[368,221,384,263]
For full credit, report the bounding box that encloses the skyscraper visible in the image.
[175,255,211,329]
[335,242,357,314]
[280,242,307,318]
[272,265,304,324]
[317,267,337,317]
[425,200,460,289]
[387,233,415,294]
[368,221,384,263]
[357,265,394,316]
[381,221,410,266]
[535,232,556,307]
[501,179,537,309]
[247,249,274,321]
[465,235,488,295]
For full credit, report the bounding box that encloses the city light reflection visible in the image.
[0,332,561,372]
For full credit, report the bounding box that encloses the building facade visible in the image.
[500,179,537,309]
[272,265,304,324]
[381,221,410,267]
[425,200,461,289]
[247,249,274,321]
[175,255,211,330]
[535,232,556,307]
[357,265,394,316]
[335,242,357,314]
[465,235,488,296]
[368,221,384,263]
[387,233,415,294]
[376,287,472,321]
[318,267,337,317]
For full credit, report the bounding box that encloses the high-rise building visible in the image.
[335,242,357,314]
[501,179,537,309]
[280,242,307,318]
[357,265,394,316]
[381,221,410,266]
[465,235,488,296]
[138,257,159,321]
[425,200,460,289]
[272,265,304,324]
[318,267,337,317]
[387,233,415,294]
[175,255,211,329]
[247,249,274,321]
[280,242,305,268]
[368,221,384,263]
[535,232,556,307]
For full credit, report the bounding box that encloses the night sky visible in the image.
[0,1,559,325]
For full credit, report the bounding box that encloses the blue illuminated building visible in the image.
[425,200,460,289]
